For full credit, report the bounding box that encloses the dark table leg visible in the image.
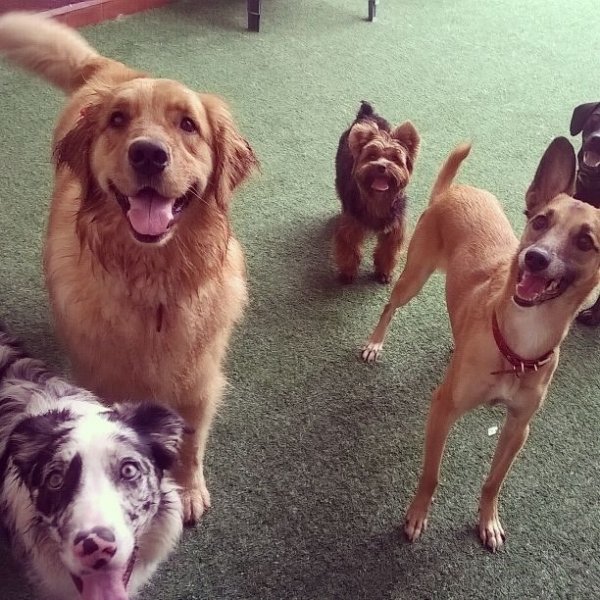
[368,0,379,21]
[248,0,261,32]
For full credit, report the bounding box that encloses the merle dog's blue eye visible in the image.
[120,461,140,480]
[46,471,64,490]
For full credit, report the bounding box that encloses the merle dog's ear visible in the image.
[392,121,420,172]
[525,137,576,217]
[570,102,600,136]
[8,411,73,485]
[348,121,379,158]
[116,403,186,471]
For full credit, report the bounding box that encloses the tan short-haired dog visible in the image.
[362,137,600,551]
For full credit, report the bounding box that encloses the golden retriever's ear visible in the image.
[200,94,258,211]
[348,121,379,159]
[392,121,420,172]
[54,101,102,189]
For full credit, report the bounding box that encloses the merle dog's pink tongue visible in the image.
[127,192,175,236]
[516,272,547,301]
[80,570,128,600]
[371,176,390,191]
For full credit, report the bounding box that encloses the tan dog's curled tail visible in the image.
[429,142,472,203]
[0,12,100,93]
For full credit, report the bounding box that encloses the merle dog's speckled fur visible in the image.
[0,324,185,600]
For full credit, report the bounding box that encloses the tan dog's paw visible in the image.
[361,342,382,363]
[404,500,430,542]
[479,507,506,552]
[181,483,211,526]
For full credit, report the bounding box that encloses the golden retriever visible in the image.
[0,12,257,524]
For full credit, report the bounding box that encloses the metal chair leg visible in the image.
[368,0,379,22]
[248,0,261,32]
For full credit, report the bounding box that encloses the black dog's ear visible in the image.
[570,102,600,135]
[525,137,576,216]
[115,403,186,471]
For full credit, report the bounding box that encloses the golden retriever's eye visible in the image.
[531,214,549,231]
[109,111,127,128]
[576,232,595,252]
[180,117,197,133]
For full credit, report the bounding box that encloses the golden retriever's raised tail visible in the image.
[0,12,107,93]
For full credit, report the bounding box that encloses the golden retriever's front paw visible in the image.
[361,342,382,363]
[479,506,506,552]
[181,483,211,525]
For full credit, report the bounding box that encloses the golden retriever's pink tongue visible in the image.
[127,193,175,236]
[516,272,547,301]
[80,570,128,600]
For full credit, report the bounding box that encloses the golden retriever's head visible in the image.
[56,78,257,245]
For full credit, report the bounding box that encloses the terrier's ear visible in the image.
[570,102,600,136]
[347,121,379,158]
[525,137,576,217]
[392,121,420,172]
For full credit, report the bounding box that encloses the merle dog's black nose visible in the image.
[524,248,551,272]
[128,138,169,177]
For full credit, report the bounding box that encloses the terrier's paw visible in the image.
[361,342,382,363]
[375,272,392,284]
[181,483,211,526]
[404,501,430,542]
[339,272,356,285]
[478,508,506,552]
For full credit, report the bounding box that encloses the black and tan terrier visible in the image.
[334,101,420,283]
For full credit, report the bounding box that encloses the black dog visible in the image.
[570,102,600,325]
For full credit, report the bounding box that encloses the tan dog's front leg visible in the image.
[175,397,218,525]
[478,408,536,552]
[373,223,404,284]
[405,384,462,541]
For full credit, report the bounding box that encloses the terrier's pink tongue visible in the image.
[80,570,128,600]
[127,192,175,236]
[371,176,390,191]
[516,272,547,301]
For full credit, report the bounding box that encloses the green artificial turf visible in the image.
[1,1,600,598]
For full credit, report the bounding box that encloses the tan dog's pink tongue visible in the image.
[516,272,547,301]
[371,177,390,191]
[127,193,175,236]
[80,570,128,600]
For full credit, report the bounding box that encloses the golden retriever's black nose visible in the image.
[128,138,169,177]
[524,248,551,272]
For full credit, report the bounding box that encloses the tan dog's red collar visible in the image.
[491,312,554,376]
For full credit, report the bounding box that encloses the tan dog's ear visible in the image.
[391,121,420,172]
[201,94,258,211]
[348,121,379,158]
[54,101,102,190]
[525,137,576,217]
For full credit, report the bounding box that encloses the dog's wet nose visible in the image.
[128,138,169,177]
[73,527,118,570]
[524,248,551,272]
[377,164,386,173]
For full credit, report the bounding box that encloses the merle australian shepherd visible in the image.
[0,325,185,600]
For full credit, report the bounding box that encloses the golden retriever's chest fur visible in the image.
[44,173,247,404]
